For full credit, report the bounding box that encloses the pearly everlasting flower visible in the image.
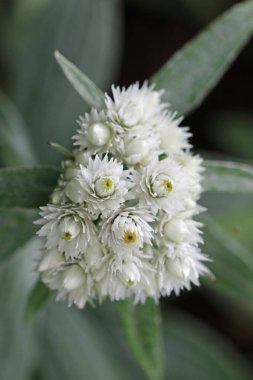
[71,155,134,216]
[156,212,203,246]
[155,244,210,296]
[36,80,209,308]
[132,156,190,215]
[99,208,154,253]
[157,111,192,154]
[95,251,157,302]
[105,82,166,130]
[73,109,112,153]
[39,249,96,308]
[36,204,98,259]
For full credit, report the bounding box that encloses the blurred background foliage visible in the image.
[0,0,253,379]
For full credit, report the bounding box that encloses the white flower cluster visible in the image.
[36,82,209,308]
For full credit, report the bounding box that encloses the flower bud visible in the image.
[163,218,189,243]
[65,167,80,180]
[118,102,143,126]
[63,265,85,290]
[151,175,173,197]
[38,249,64,272]
[65,179,84,204]
[94,177,115,198]
[58,216,82,241]
[87,123,111,147]
[51,189,63,204]
[125,139,149,165]
[168,258,190,279]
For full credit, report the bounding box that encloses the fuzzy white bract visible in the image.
[36,82,209,308]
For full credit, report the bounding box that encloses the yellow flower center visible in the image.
[62,231,72,241]
[123,229,138,244]
[94,177,115,197]
[162,179,173,193]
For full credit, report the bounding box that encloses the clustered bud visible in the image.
[36,82,209,308]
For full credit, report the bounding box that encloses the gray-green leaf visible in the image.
[151,1,253,115]
[0,166,59,208]
[203,160,253,192]
[55,51,105,110]
[25,280,52,320]
[0,91,37,166]
[201,215,253,314]
[116,299,165,380]
[164,310,253,380]
[0,208,37,262]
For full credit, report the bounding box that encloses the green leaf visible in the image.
[55,51,105,109]
[0,208,37,262]
[164,310,253,380]
[116,299,165,380]
[201,215,253,314]
[0,165,59,208]
[203,160,253,192]
[0,240,40,380]
[8,0,122,163]
[0,91,37,166]
[25,280,52,320]
[39,303,142,380]
[151,1,253,115]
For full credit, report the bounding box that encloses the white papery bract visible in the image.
[36,81,209,308]
[36,204,98,260]
[99,208,154,253]
[132,156,190,215]
[77,155,133,216]
[73,109,112,153]
[157,111,192,154]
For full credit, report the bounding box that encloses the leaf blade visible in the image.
[0,208,38,262]
[0,91,37,166]
[0,165,59,208]
[25,280,52,320]
[201,215,253,314]
[54,50,105,109]
[116,299,165,380]
[203,160,253,193]
[151,1,253,115]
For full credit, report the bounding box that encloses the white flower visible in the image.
[157,111,192,154]
[132,157,190,215]
[39,250,96,308]
[36,80,208,308]
[155,243,210,296]
[156,212,203,246]
[175,153,204,200]
[99,207,154,253]
[71,155,133,216]
[115,133,160,166]
[105,82,166,130]
[73,109,112,152]
[36,204,98,259]
[95,251,157,302]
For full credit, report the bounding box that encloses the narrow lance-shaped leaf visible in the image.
[0,91,37,166]
[0,166,60,208]
[55,51,105,110]
[116,299,165,380]
[0,208,38,263]
[201,215,253,314]
[203,160,253,193]
[25,280,52,320]
[151,1,253,115]
[164,310,253,380]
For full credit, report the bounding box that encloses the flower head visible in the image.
[36,80,207,308]
[99,207,154,253]
[36,204,98,259]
